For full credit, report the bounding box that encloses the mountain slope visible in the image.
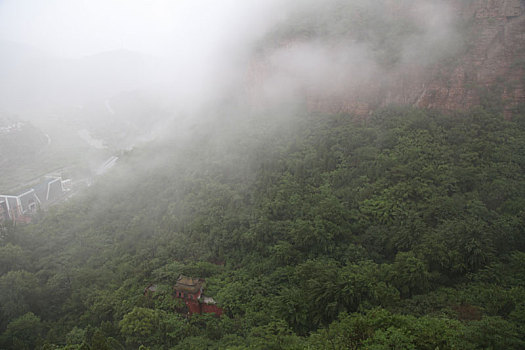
[1,106,524,349]
[246,0,525,117]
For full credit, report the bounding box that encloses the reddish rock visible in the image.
[245,0,525,118]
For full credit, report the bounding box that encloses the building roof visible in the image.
[47,179,63,202]
[0,176,68,219]
[144,284,157,294]
[33,177,63,203]
[5,197,17,212]
[174,275,205,294]
[201,296,217,305]
[33,178,53,203]
[17,190,38,212]
[0,195,21,218]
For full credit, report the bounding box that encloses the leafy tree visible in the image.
[388,252,431,298]
[0,312,43,350]
[119,307,159,347]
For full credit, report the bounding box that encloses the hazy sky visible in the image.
[0,0,460,120]
[0,0,285,58]
[0,0,462,162]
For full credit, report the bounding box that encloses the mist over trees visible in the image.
[1,106,525,349]
[1,0,525,349]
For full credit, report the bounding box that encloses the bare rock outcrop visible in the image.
[416,0,525,118]
[246,0,525,118]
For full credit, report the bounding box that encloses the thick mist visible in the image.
[0,0,462,190]
[249,0,461,109]
[0,0,460,112]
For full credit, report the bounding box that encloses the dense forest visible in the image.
[1,104,525,349]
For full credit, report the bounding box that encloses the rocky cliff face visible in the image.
[416,0,524,118]
[247,0,525,118]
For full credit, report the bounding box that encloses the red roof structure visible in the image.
[173,275,222,317]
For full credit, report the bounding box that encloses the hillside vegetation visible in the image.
[1,105,525,349]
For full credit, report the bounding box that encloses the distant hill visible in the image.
[0,41,161,114]
[0,43,170,188]
[0,115,47,166]
[0,115,48,191]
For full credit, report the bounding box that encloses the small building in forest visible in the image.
[0,190,38,223]
[144,276,223,316]
[173,275,223,317]
[0,176,70,223]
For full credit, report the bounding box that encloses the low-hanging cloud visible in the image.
[248,0,461,110]
[0,0,462,138]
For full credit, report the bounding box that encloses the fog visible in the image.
[0,0,462,189]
